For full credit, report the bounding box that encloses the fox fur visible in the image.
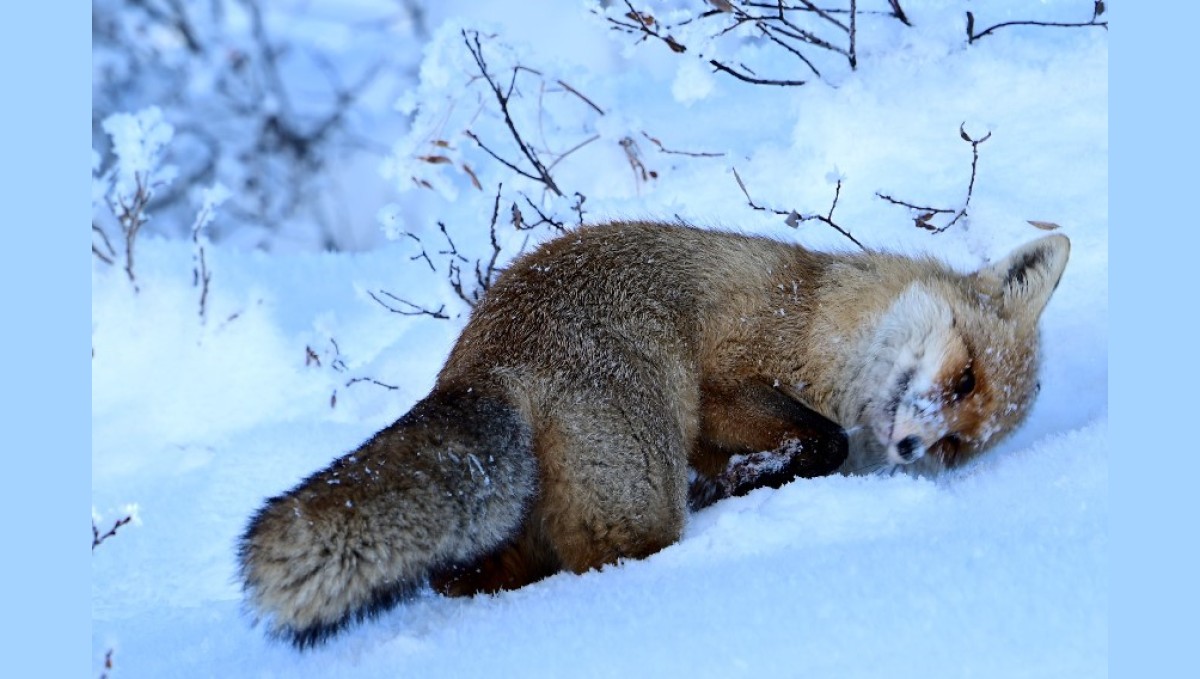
[239,221,1069,647]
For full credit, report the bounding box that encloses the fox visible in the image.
[238,220,1069,647]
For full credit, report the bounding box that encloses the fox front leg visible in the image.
[689,378,847,510]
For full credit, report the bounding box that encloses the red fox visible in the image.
[238,221,1069,647]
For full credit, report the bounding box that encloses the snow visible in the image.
[91,2,1106,676]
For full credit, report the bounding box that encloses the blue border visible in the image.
[0,3,1137,676]
[1110,4,1193,676]
[0,4,90,676]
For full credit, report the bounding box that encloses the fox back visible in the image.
[239,221,1069,646]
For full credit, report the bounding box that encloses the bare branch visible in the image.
[641,131,725,158]
[462,30,563,196]
[732,168,865,249]
[876,123,992,234]
[513,193,568,233]
[885,0,911,26]
[328,337,347,372]
[345,377,400,391]
[709,59,807,87]
[401,232,437,272]
[436,222,469,263]
[967,4,1107,44]
[848,0,857,69]
[92,515,133,551]
[368,289,449,320]
[92,223,117,265]
[107,172,159,293]
[555,79,606,116]
[619,136,654,185]
[190,200,220,323]
[475,183,506,294]
[545,134,601,174]
[100,648,115,679]
[608,0,690,54]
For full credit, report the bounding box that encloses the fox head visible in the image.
[859,234,1070,475]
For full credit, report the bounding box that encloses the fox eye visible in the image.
[951,365,976,401]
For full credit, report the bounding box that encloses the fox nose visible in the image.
[895,436,921,462]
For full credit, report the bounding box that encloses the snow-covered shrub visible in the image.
[92,0,426,251]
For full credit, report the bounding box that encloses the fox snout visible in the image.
[883,416,941,466]
[876,388,949,467]
[892,435,923,463]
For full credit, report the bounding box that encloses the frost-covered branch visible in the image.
[111,174,152,290]
[97,107,178,290]
[94,0,411,249]
[190,183,230,323]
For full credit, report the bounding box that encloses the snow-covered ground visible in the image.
[91,2,1106,676]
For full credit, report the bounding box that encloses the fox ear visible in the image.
[976,234,1070,324]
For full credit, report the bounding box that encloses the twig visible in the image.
[402,232,437,272]
[512,193,569,233]
[848,0,857,69]
[875,123,992,234]
[447,261,472,307]
[99,648,115,679]
[545,134,601,174]
[570,192,587,227]
[194,247,212,321]
[92,515,133,551]
[641,131,725,158]
[609,0,690,54]
[754,22,823,78]
[465,130,545,186]
[92,224,117,266]
[875,194,953,215]
[368,289,449,319]
[328,337,347,372]
[967,2,1107,44]
[885,0,911,26]
[462,30,563,196]
[190,199,220,323]
[92,244,115,266]
[709,59,807,87]
[619,136,653,185]
[732,168,865,250]
[436,222,469,263]
[555,79,606,116]
[109,172,155,292]
[475,183,506,295]
[345,377,400,391]
[737,1,896,25]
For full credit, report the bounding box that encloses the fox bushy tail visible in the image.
[237,387,537,647]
